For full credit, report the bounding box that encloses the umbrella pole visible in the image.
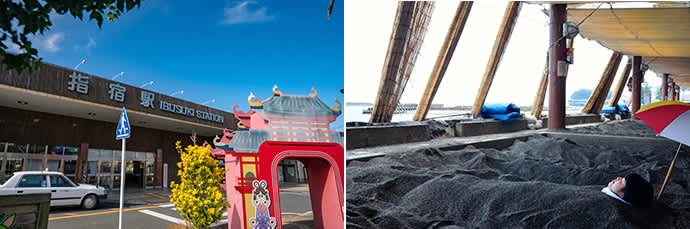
[657,144,682,200]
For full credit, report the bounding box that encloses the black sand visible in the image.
[347,120,690,228]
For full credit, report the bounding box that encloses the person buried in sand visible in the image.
[601,173,654,208]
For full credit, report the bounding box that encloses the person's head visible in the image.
[608,173,653,208]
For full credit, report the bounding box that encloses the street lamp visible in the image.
[111,72,125,81]
[74,59,86,70]
[201,99,216,105]
[140,81,154,88]
[170,90,184,96]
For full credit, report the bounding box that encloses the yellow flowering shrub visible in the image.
[170,141,228,228]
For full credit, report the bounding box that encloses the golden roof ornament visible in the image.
[272,85,281,96]
[248,92,262,107]
[309,87,318,97]
[331,98,341,112]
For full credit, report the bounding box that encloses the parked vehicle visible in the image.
[0,171,107,209]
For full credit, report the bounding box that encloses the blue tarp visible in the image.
[480,103,521,122]
[601,104,630,114]
[616,104,629,114]
[601,106,617,114]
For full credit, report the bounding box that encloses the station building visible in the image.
[0,60,238,189]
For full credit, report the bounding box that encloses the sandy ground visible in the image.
[346,120,690,228]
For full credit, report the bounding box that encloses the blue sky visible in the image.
[21,0,344,130]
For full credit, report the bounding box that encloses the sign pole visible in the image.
[115,107,131,229]
[118,138,126,229]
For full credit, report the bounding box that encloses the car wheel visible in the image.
[81,194,98,210]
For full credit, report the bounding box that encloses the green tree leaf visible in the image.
[0,0,141,73]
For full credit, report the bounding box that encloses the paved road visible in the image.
[48,188,314,228]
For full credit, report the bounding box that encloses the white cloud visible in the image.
[73,36,96,55]
[5,41,25,54]
[40,33,64,52]
[221,1,274,25]
[87,37,96,49]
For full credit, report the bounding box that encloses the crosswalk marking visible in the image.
[138,210,186,225]
[158,203,175,208]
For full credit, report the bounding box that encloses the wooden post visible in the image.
[631,56,642,117]
[608,59,631,107]
[670,82,677,101]
[547,4,567,129]
[369,1,435,123]
[470,1,522,118]
[661,73,669,100]
[582,52,622,113]
[414,2,473,121]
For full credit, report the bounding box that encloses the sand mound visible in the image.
[568,119,657,137]
[347,133,690,228]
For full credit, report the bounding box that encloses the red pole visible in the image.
[631,56,642,118]
[670,82,677,101]
[661,73,668,100]
[548,4,567,129]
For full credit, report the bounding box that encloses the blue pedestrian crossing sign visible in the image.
[116,107,131,140]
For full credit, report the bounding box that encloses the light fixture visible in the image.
[112,72,125,80]
[74,59,86,70]
[170,90,184,96]
[562,22,579,39]
[640,64,649,72]
[202,99,216,105]
[140,81,154,88]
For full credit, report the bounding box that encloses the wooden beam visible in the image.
[531,66,548,118]
[608,58,632,107]
[413,2,473,121]
[470,1,521,118]
[532,38,574,118]
[592,53,623,113]
[582,52,622,114]
[369,2,435,123]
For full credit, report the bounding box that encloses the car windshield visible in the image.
[0,174,14,186]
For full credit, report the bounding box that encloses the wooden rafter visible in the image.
[582,52,622,114]
[369,1,435,123]
[608,59,631,107]
[531,65,548,118]
[470,1,522,118]
[413,1,473,121]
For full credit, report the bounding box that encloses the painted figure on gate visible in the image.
[249,180,276,229]
[0,213,16,229]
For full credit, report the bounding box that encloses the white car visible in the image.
[0,171,107,209]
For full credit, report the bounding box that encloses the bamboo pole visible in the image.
[582,52,622,114]
[608,59,632,107]
[471,1,522,118]
[414,2,473,121]
[386,2,434,118]
[369,2,434,123]
[658,144,682,200]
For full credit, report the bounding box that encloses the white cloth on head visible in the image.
[601,187,631,206]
